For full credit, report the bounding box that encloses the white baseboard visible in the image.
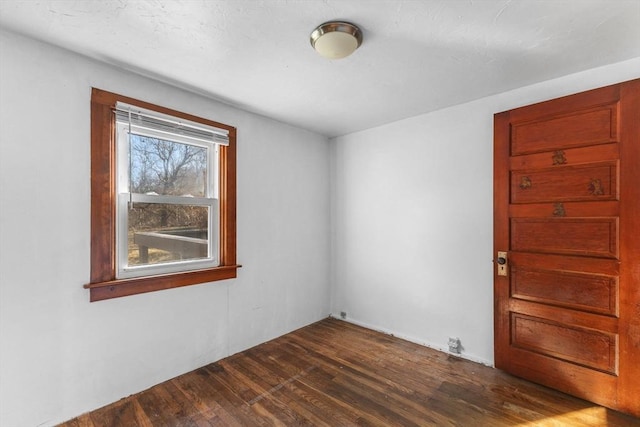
[329,313,494,367]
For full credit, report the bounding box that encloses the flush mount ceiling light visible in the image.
[310,21,363,59]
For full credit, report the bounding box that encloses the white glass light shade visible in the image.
[310,21,362,59]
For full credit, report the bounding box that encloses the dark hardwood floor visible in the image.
[60,318,640,426]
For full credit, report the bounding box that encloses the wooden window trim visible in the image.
[84,88,239,302]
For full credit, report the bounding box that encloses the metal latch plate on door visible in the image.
[497,251,508,276]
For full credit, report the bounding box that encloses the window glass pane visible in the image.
[130,134,207,197]
[127,203,209,266]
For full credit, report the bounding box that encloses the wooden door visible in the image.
[494,79,640,417]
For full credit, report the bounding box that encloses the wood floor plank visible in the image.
[276,340,446,425]
[172,366,260,426]
[59,318,640,426]
[243,345,373,426]
[135,385,185,427]
[224,350,331,425]
[214,361,314,425]
[149,382,207,426]
[87,397,139,426]
[60,413,95,427]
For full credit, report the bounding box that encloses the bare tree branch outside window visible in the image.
[127,135,210,265]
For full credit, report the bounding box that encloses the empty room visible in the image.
[1,1,639,426]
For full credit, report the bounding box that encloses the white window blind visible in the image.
[114,102,229,146]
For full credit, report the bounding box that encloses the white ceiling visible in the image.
[1,1,639,137]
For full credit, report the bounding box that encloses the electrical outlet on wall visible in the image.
[340,311,347,319]
[448,337,461,354]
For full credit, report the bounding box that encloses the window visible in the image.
[85,89,238,302]
[114,103,223,278]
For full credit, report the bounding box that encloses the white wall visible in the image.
[2,24,639,427]
[0,30,331,427]
[330,57,640,365]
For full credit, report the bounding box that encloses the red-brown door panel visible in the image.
[511,266,618,316]
[510,103,618,155]
[510,143,619,170]
[510,313,618,374]
[511,162,618,204]
[510,217,618,259]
